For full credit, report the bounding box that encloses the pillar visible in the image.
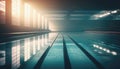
[6,0,11,25]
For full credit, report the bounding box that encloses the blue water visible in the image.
[0,32,120,69]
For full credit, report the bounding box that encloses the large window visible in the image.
[45,18,48,30]
[33,9,37,28]
[37,14,41,29]
[24,3,31,27]
[41,16,45,29]
[12,0,21,26]
[0,0,5,24]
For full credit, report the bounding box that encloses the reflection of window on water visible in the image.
[32,37,36,55]
[37,36,41,50]
[45,34,48,46]
[0,50,5,67]
[12,40,20,69]
[41,35,45,47]
[0,0,5,24]
[48,33,57,46]
[24,38,31,61]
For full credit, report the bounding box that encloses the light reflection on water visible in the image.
[12,40,20,69]
[32,37,36,55]
[24,38,31,61]
[0,50,5,66]
[0,33,57,69]
[93,44,118,56]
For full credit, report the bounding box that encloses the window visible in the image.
[0,0,5,24]
[41,16,45,29]
[33,9,37,28]
[37,14,41,29]
[12,0,21,26]
[24,3,31,27]
[45,18,48,30]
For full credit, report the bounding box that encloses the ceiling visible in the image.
[27,0,120,10]
[26,0,120,20]
[26,0,120,31]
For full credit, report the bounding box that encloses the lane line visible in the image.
[34,33,59,69]
[63,35,72,69]
[68,34,105,69]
